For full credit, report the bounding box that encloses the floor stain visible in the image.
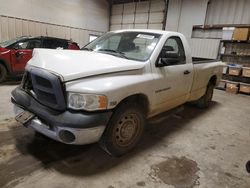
[150,156,200,188]
[136,181,146,186]
[210,146,216,150]
[0,144,17,163]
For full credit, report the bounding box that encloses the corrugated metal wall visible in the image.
[205,0,250,25]
[0,0,109,34]
[189,38,220,59]
[165,0,220,59]
[0,15,103,48]
[190,0,250,58]
[110,0,166,31]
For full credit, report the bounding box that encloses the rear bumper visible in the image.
[11,87,112,145]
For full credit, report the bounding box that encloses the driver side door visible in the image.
[152,36,193,112]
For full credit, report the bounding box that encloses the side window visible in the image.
[161,36,186,65]
[13,39,41,50]
[14,41,29,49]
[42,39,53,49]
[43,39,67,49]
[26,40,42,49]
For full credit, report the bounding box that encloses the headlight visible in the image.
[67,92,107,111]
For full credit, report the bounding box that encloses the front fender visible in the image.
[65,71,154,111]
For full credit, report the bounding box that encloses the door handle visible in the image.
[15,51,24,58]
[184,70,191,75]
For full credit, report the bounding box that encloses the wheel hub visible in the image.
[120,121,135,139]
[114,113,140,147]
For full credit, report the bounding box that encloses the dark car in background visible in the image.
[0,36,80,82]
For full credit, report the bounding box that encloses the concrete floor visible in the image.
[0,82,250,188]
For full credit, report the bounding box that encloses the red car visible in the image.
[0,36,79,82]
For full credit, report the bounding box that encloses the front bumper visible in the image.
[11,87,112,145]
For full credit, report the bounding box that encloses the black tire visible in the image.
[99,102,146,157]
[34,131,47,139]
[0,64,7,83]
[246,160,250,173]
[196,82,214,108]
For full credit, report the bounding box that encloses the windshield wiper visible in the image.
[98,49,128,59]
[81,47,93,51]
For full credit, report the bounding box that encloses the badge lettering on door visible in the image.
[155,87,171,93]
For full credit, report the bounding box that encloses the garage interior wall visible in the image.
[0,0,109,47]
[165,0,220,59]
[110,0,222,59]
[205,0,250,25]
[165,0,250,59]
[110,0,166,31]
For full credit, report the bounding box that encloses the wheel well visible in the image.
[117,94,149,115]
[0,60,9,73]
[209,75,217,86]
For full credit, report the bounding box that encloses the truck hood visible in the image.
[29,49,145,81]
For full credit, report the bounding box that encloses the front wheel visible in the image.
[99,102,146,157]
[0,64,7,83]
[196,82,214,108]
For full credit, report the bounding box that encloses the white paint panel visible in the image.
[122,14,135,24]
[150,0,165,12]
[134,24,148,29]
[0,15,103,47]
[123,3,135,14]
[136,1,150,13]
[192,29,222,39]
[28,22,36,37]
[40,23,47,36]
[135,13,148,24]
[8,18,16,39]
[1,17,9,41]
[189,38,220,59]
[165,0,182,31]
[112,4,124,15]
[178,0,208,38]
[111,0,165,31]
[205,0,250,25]
[110,24,122,31]
[122,24,134,29]
[148,23,163,30]
[70,28,80,43]
[79,30,86,47]
[111,15,123,25]
[149,12,164,23]
[64,27,71,39]
[0,0,109,32]
[22,20,29,36]
[15,19,23,37]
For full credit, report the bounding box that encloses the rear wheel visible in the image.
[99,102,146,157]
[0,64,7,83]
[246,160,250,173]
[196,82,214,108]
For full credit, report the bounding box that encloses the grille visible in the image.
[27,67,66,111]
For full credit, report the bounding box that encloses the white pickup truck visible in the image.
[11,29,224,156]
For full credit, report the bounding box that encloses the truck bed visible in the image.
[192,57,219,64]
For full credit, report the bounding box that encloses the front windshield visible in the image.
[0,37,25,48]
[83,32,161,61]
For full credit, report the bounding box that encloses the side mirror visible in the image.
[165,51,179,58]
[156,51,180,67]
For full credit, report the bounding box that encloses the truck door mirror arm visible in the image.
[15,51,24,59]
[156,51,180,67]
